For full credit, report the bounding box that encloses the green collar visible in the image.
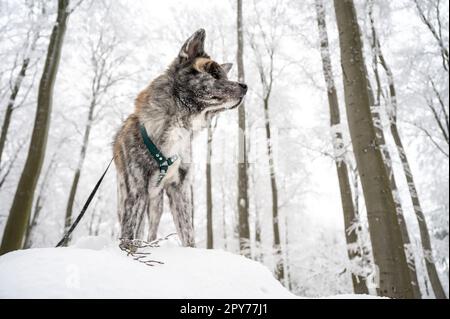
[139,123,178,185]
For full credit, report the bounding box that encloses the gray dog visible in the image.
[113,29,247,248]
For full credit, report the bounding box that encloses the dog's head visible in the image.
[171,29,247,115]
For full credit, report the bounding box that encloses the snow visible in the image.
[0,236,295,299]
[0,236,384,299]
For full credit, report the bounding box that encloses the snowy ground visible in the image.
[0,236,380,299]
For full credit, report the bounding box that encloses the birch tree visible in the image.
[333,0,414,298]
[0,0,70,255]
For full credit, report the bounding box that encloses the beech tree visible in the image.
[369,0,447,298]
[236,0,251,257]
[314,0,368,295]
[248,0,286,283]
[0,1,46,179]
[333,0,414,298]
[63,27,125,243]
[0,0,71,255]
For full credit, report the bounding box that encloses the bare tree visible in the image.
[206,118,218,249]
[250,164,262,261]
[333,0,414,298]
[369,0,447,299]
[248,0,285,282]
[411,0,449,158]
[63,28,125,243]
[314,0,368,294]
[236,0,251,258]
[416,76,449,158]
[364,1,422,298]
[0,0,70,255]
[0,1,45,169]
[0,139,26,190]
[23,146,61,249]
[284,212,292,290]
[413,0,449,72]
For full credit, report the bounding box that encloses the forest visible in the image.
[0,0,448,299]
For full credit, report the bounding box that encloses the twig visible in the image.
[118,233,177,267]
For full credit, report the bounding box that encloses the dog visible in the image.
[113,29,247,248]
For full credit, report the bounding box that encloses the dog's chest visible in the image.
[159,125,190,185]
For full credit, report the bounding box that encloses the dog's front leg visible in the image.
[166,182,195,247]
[147,189,164,242]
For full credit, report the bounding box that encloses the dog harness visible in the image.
[139,124,178,185]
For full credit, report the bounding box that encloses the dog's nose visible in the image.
[239,82,248,94]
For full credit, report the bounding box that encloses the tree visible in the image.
[248,0,285,283]
[413,0,448,73]
[23,146,61,249]
[236,0,251,258]
[206,118,218,249]
[0,140,26,190]
[0,0,70,256]
[333,0,414,298]
[0,1,45,171]
[410,0,449,158]
[63,28,125,243]
[314,0,368,294]
[369,0,447,298]
[364,1,422,298]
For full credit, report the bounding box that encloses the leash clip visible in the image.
[156,155,179,186]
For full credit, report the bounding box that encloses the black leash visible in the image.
[55,157,114,247]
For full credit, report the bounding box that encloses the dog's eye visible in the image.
[208,69,221,80]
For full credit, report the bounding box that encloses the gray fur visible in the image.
[113,29,247,247]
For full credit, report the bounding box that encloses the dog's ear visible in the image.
[221,63,233,74]
[179,29,206,61]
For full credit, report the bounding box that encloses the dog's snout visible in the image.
[239,82,248,94]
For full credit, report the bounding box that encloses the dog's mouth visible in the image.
[225,97,244,110]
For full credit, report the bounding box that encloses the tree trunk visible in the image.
[0,11,41,167]
[263,97,284,283]
[0,140,26,190]
[63,96,96,242]
[373,26,448,298]
[221,181,228,251]
[333,0,414,298]
[350,165,374,284]
[206,120,213,249]
[391,123,447,299]
[23,150,58,249]
[254,197,262,261]
[0,0,70,256]
[316,0,369,294]
[236,0,251,257]
[284,213,292,290]
[250,164,262,261]
[0,59,30,167]
[190,131,195,228]
[367,3,422,298]
[314,0,368,294]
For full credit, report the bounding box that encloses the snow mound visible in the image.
[0,236,296,299]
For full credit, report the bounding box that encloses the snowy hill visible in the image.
[0,236,296,299]
[0,236,383,299]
